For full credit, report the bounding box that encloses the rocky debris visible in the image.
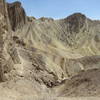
[7,1,27,31]
[12,36,26,46]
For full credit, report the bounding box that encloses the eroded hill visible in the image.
[0,0,100,100]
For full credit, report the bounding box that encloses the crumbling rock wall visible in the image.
[0,0,8,81]
[7,1,27,31]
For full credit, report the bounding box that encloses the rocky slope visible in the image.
[55,68,100,97]
[0,0,100,100]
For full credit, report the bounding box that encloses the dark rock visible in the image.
[65,13,86,33]
[7,1,27,31]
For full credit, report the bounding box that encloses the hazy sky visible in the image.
[7,0,100,19]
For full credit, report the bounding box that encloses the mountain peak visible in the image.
[7,1,21,6]
[67,13,86,18]
[64,13,87,33]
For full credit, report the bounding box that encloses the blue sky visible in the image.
[7,0,100,20]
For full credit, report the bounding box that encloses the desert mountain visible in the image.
[0,0,100,100]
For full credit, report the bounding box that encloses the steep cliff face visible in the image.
[7,1,27,31]
[0,0,9,81]
[0,0,100,99]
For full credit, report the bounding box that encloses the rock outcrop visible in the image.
[7,1,27,31]
[65,13,87,33]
